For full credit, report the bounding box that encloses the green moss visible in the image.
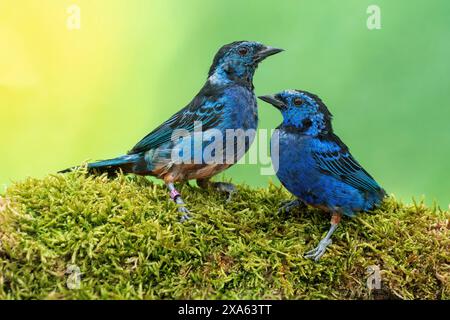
[0,170,448,300]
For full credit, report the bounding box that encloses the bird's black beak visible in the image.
[258,94,286,111]
[254,46,284,63]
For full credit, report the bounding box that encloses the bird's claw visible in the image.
[305,238,332,261]
[212,182,237,202]
[178,206,191,223]
[278,199,304,214]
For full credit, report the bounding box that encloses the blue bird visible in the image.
[259,90,386,260]
[62,41,283,221]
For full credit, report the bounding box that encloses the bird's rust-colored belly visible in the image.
[152,163,231,183]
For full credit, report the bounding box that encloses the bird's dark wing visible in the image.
[312,134,382,193]
[128,94,225,155]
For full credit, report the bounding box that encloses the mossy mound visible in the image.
[0,171,448,299]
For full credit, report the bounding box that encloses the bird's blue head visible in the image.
[259,90,333,136]
[208,41,283,86]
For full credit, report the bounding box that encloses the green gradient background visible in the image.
[1,0,449,206]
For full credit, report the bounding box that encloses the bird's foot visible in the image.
[278,199,305,214]
[305,238,332,261]
[167,183,192,223]
[305,214,341,261]
[178,206,191,223]
[174,198,192,223]
[211,182,237,202]
[198,179,237,202]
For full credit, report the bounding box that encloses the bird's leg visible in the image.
[305,213,342,261]
[278,198,306,214]
[197,178,237,202]
[166,182,191,222]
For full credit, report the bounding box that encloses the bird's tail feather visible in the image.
[59,154,142,175]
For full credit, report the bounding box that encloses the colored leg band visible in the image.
[170,189,181,200]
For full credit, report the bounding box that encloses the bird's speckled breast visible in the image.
[220,85,258,163]
[274,129,315,195]
[222,85,258,131]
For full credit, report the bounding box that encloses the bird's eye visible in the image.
[238,47,249,56]
[293,98,303,106]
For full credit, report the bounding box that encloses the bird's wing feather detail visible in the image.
[128,99,224,155]
[312,138,381,193]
